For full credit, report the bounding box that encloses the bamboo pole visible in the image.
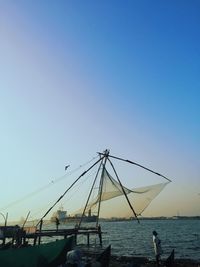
[78,156,104,228]
[36,155,105,227]
[98,152,172,182]
[108,157,140,223]
[96,150,110,227]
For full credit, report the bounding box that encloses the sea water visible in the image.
[100,219,200,261]
[46,219,200,261]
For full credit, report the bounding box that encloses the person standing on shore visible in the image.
[152,230,162,266]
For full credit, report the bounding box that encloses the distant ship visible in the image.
[51,206,97,224]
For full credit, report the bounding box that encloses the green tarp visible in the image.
[0,236,73,267]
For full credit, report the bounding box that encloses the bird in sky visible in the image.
[65,165,70,171]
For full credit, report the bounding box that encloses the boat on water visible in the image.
[51,207,97,224]
[0,236,111,267]
[0,236,74,267]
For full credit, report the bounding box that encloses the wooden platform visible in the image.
[0,225,103,247]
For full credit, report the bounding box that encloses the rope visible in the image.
[0,155,98,211]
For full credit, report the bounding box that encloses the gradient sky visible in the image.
[0,1,199,222]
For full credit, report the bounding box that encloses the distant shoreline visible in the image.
[99,216,200,222]
[2,215,200,227]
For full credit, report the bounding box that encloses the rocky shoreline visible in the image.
[80,245,200,267]
[109,255,200,267]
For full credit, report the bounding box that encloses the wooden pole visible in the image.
[78,156,104,228]
[38,220,43,245]
[96,150,110,227]
[36,155,105,227]
[98,152,172,182]
[108,157,140,223]
[22,211,30,229]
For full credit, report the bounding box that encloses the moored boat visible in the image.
[0,236,73,267]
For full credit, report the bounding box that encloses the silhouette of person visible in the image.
[152,230,162,266]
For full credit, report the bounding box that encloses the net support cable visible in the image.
[98,152,172,182]
[36,154,105,227]
[107,157,140,223]
[78,156,104,228]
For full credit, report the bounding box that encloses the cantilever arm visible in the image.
[36,154,105,227]
[98,152,172,183]
[107,157,140,223]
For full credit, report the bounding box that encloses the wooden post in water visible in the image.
[2,229,5,246]
[33,234,37,245]
[38,220,43,245]
[98,225,102,246]
[87,232,90,247]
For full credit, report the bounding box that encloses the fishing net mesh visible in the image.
[77,167,169,219]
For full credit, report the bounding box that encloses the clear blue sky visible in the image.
[0,1,199,221]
